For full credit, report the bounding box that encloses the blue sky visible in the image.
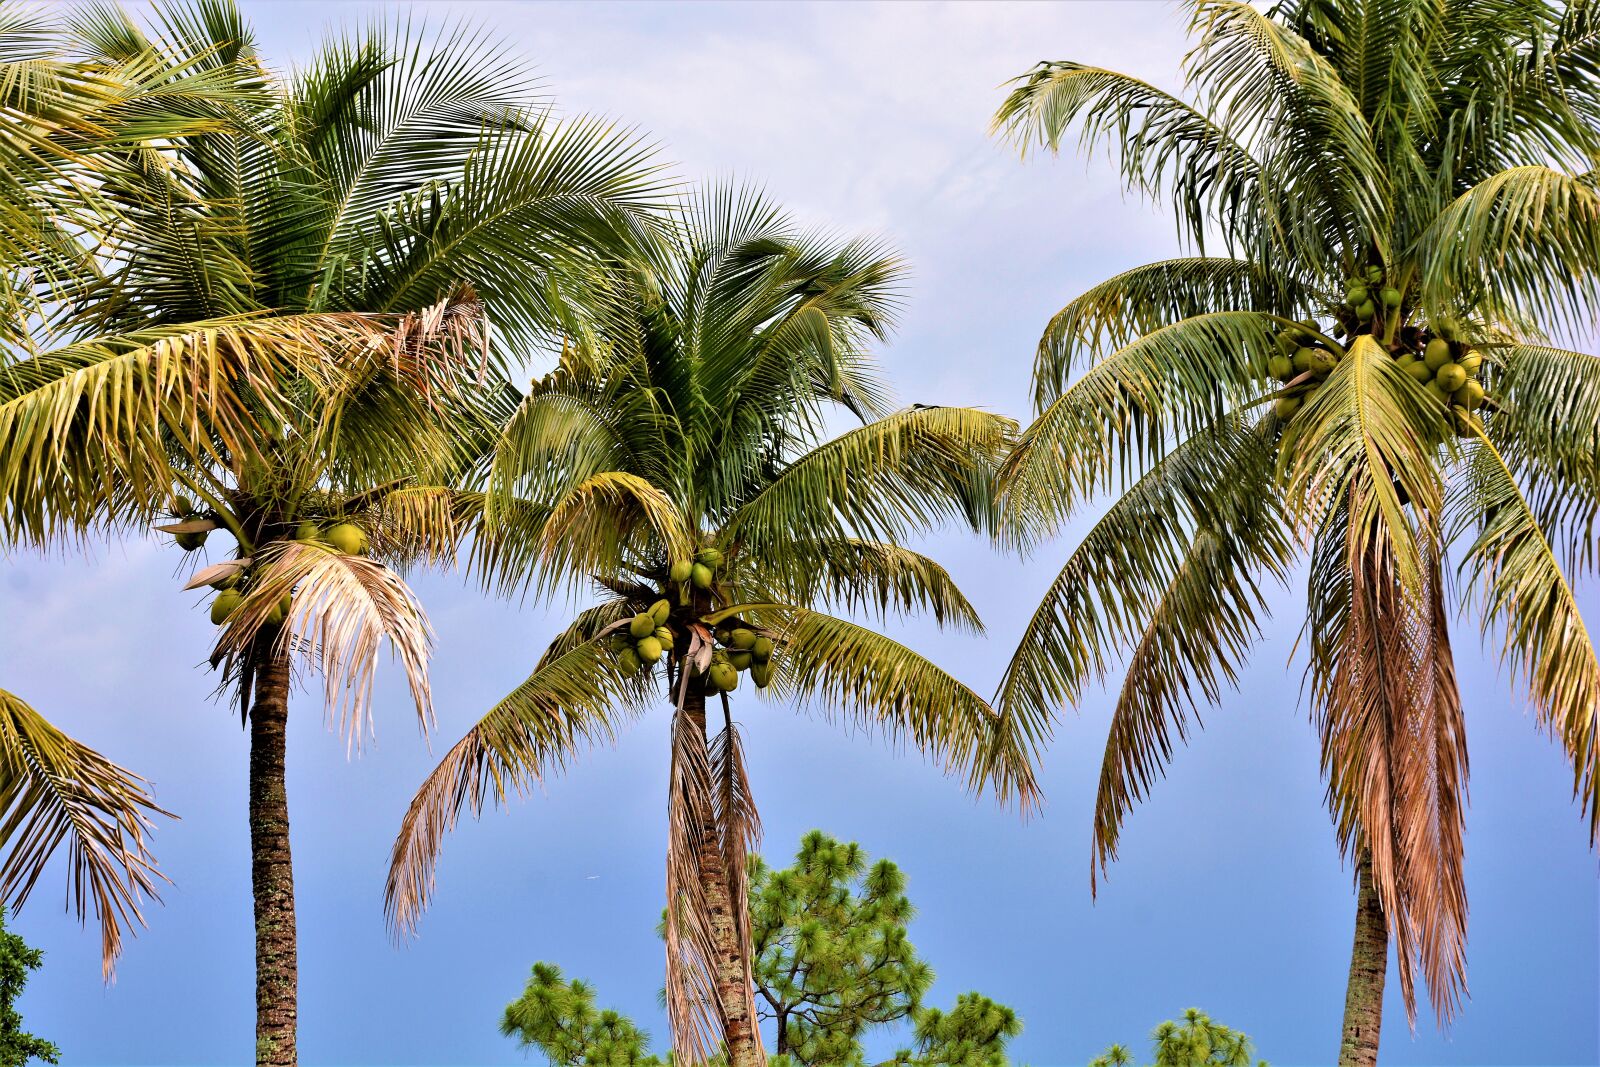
[6,2,1598,1065]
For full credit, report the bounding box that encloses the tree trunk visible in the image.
[684,686,761,1067]
[1338,849,1387,1067]
[248,642,297,1067]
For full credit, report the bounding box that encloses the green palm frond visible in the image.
[724,406,1014,552]
[754,539,983,634]
[998,311,1278,544]
[753,606,1040,811]
[385,635,651,936]
[1455,436,1600,843]
[1414,166,1600,333]
[1031,257,1308,411]
[0,687,171,977]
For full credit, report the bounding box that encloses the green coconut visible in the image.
[627,613,653,638]
[1406,361,1434,383]
[1453,408,1484,438]
[1292,347,1318,373]
[1363,264,1384,283]
[1355,300,1376,319]
[1433,317,1460,341]
[750,662,773,689]
[728,650,754,671]
[1424,337,1452,369]
[1380,287,1402,309]
[173,495,194,516]
[324,522,368,555]
[295,520,321,542]
[1459,351,1483,375]
[669,560,693,584]
[729,628,756,650]
[690,563,713,590]
[210,589,243,626]
[1455,380,1487,410]
[653,626,673,643]
[609,634,631,653]
[266,593,292,627]
[709,662,739,692]
[175,530,208,552]
[1395,353,1417,369]
[649,599,672,625]
[618,647,641,674]
[1308,349,1338,376]
[1268,354,1294,381]
[636,636,664,663]
[1275,331,1299,356]
[1345,285,1368,305]
[751,636,775,661]
[1426,379,1451,401]
[1274,396,1302,420]
[1435,363,1468,392]
[695,548,723,567]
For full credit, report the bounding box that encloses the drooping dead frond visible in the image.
[0,688,172,977]
[665,702,722,1067]
[211,539,434,746]
[1312,500,1468,1026]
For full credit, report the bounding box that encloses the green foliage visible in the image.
[1088,1008,1264,1067]
[502,834,1020,1067]
[750,831,932,1064]
[0,908,58,1067]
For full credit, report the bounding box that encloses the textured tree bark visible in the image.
[685,687,761,1067]
[248,642,297,1067]
[1338,849,1388,1067]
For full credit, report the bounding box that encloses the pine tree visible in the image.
[1089,1008,1265,1067]
[0,908,58,1067]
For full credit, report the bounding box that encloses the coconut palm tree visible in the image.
[0,3,664,1063]
[383,188,1043,1067]
[990,1,1600,1062]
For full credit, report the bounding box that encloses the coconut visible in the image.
[1405,361,1433,383]
[1355,300,1376,319]
[1274,396,1302,420]
[1293,347,1318,373]
[1453,408,1484,438]
[266,594,292,627]
[629,613,655,638]
[1435,363,1468,392]
[295,521,321,542]
[1459,351,1483,375]
[750,662,773,689]
[729,650,754,671]
[609,634,631,653]
[173,495,194,516]
[669,560,693,584]
[649,599,671,625]
[751,636,775,661]
[1426,379,1450,401]
[636,636,664,663]
[210,589,243,626]
[695,548,723,567]
[709,662,739,692]
[1395,353,1417,369]
[1424,338,1452,369]
[1380,287,1402,309]
[176,530,208,552]
[1268,354,1294,381]
[1455,380,1486,410]
[324,522,368,555]
[730,628,756,650]
[1345,285,1368,305]
[618,647,641,674]
[1275,332,1299,356]
[691,563,714,590]
[1308,349,1338,376]
[1364,265,1384,284]
[1433,317,1460,341]
[653,626,672,643]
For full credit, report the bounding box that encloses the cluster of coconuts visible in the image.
[669,546,724,592]
[707,622,775,692]
[205,518,370,628]
[611,599,674,675]
[1263,264,1493,436]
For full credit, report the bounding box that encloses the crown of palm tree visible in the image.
[992,0,1600,1026]
[384,187,1041,1065]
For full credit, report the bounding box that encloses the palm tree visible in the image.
[990,2,1600,1062]
[0,3,664,1063]
[383,189,1042,1067]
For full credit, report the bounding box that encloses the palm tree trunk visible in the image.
[1338,848,1387,1067]
[248,641,297,1067]
[684,686,761,1067]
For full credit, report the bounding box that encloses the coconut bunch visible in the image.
[1261,263,1493,438]
[606,546,778,693]
[162,504,373,629]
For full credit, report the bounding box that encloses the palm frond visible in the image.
[755,539,983,634]
[0,687,171,977]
